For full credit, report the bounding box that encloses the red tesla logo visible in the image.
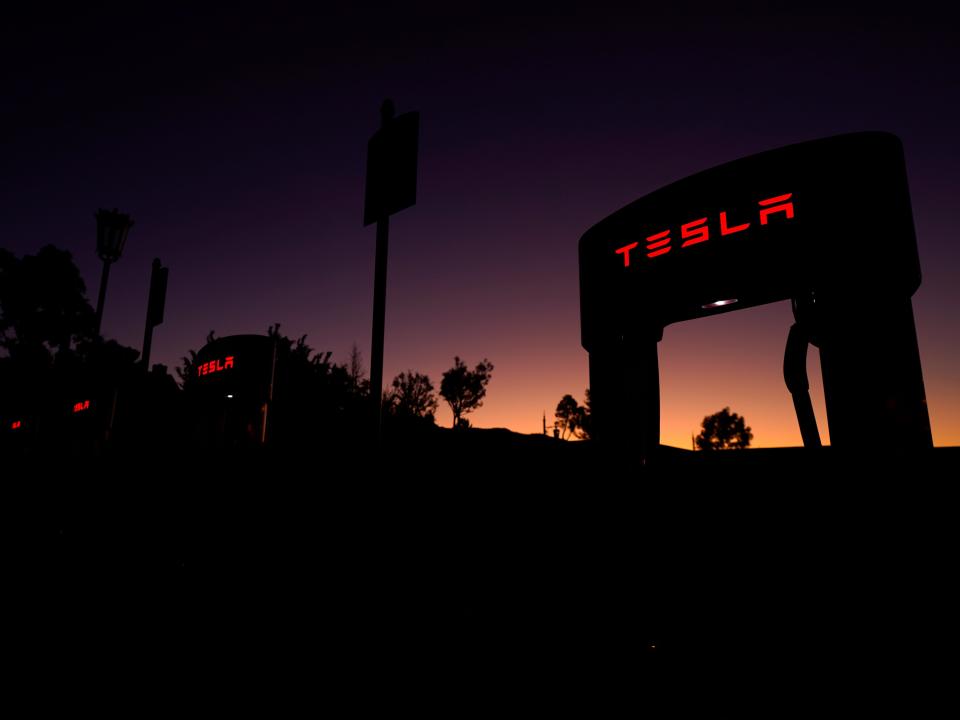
[615,192,795,267]
[198,356,235,377]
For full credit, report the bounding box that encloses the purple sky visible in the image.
[2,2,958,445]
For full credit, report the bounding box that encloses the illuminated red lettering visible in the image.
[197,356,237,377]
[73,400,90,413]
[615,242,639,267]
[720,211,750,235]
[759,193,794,224]
[680,218,709,248]
[646,230,671,258]
[11,420,21,430]
[616,189,796,268]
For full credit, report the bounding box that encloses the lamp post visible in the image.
[94,208,134,337]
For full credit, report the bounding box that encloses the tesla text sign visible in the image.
[579,132,920,350]
[193,335,273,401]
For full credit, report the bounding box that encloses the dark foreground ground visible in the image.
[7,430,959,706]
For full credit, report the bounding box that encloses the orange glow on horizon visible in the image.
[436,300,959,449]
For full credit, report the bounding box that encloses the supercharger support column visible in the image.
[589,334,660,464]
[818,295,932,451]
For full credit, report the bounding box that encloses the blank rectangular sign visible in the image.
[363,111,420,226]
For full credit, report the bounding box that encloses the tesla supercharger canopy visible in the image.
[579,132,932,459]
[193,334,275,402]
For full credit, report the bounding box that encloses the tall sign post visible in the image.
[141,257,169,370]
[364,99,420,444]
[579,132,933,463]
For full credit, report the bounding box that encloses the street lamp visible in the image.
[94,208,134,336]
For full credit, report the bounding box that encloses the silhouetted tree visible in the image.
[266,323,358,444]
[554,390,593,440]
[440,356,493,429]
[578,388,593,440]
[386,370,437,423]
[0,245,96,360]
[555,394,581,439]
[176,330,216,387]
[695,407,753,450]
[176,348,198,387]
[347,342,369,399]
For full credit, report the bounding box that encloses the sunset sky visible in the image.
[2,2,957,446]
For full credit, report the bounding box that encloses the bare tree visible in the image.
[347,342,369,398]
